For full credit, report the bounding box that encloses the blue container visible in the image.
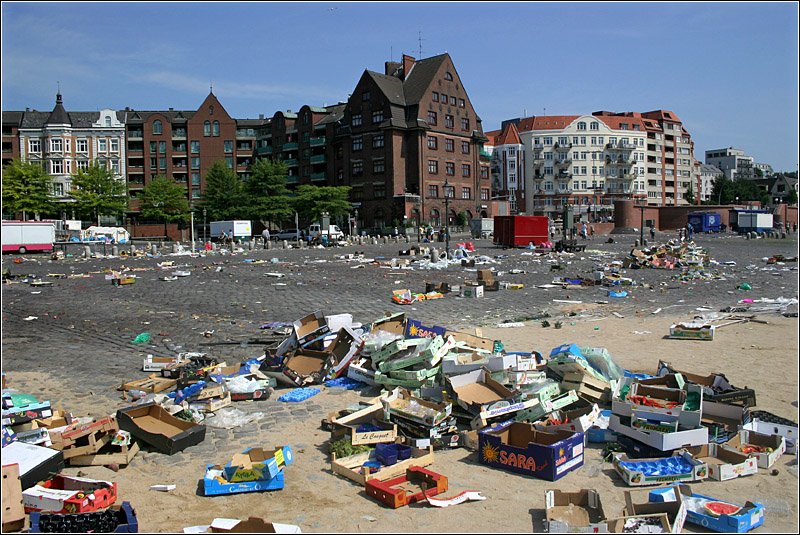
[29,501,138,533]
[688,211,721,233]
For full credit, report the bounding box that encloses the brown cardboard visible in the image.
[545,489,607,533]
[447,330,495,352]
[116,403,206,455]
[293,310,328,343]
[371,313,406,335]
[209,517,300,533]
[2,464,25,532]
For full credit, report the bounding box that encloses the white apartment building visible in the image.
[698,163,722,202]
[485,122,525,213]
[705,147,755,181]
[17,93,126,207]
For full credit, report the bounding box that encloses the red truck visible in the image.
[493,216,550,247]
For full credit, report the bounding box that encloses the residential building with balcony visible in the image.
[327,53,491,230]
[485,121,525,213]
[13,92,126,211]
[2,111,23,168]
[699,163,723,202]
[705,147,755,182]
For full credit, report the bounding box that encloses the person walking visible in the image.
[261,228,270,249]
[686,224,693,241]
[649,225,656,241]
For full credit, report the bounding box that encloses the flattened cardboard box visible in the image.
[207,517,301,533]
[2,441,65,490]
[116,402,206,455]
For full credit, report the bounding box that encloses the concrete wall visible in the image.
[612,199,791,231]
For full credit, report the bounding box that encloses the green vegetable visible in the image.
[329,437,373,458]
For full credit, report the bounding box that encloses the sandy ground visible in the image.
[7,312,798,533]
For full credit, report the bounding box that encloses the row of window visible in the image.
[350,159,385,176]
[426,111,470,131]
[351,111,384,127]
[351,134,384,151]
[49,158,120,174]
[28,138,121,154]
[431,92,466,108]
[426,185,475,199]
[427,161,473,177]
[533,136,643,148]
[427,136,471,154]
[536,150,645,162]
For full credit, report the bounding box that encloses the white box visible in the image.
[722,430,786,469]
[693,443,759,481]
[460,285,484,298]
[347,358,377,386]
[609,413,708,451]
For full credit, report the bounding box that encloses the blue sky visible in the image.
[2,2,798,171]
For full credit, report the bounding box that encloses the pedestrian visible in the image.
[393,226,399,237]
[649,225,656,241]
[580,222,588,240]
[589,224,595,238]
[261,228,270,248]
[686,224,693,241]
[794,222,797,233]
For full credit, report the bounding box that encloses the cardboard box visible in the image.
[622,486,687,534]
[330,403,397,446]
[382,388,452,427]
[722,429,786,468]
[744,410,797,454]
[47,416,119,459]
[330,445,434,486]
[460,285,484,298]
[23,475,117,514]
[1,464,25,532]
[293,310,329,346]
[370,312,406,336]
[204,446,292,496]
[605,514,671,533]
[324,326,363,379]
[478,422,584,481]
[447,330,496,353]
[190,392,233,413]
[691,443,758,481]
[561,371,613,404]
[609,413,709,451]
[378,335,454,372]
[656,360,757,407]
[544,489,609,533]
[446,367,517,415]
[2,400,53,426]
[535,404,602,437]
[649,485,764,533]
[668,322,715,340]
[347,358,377,386]
[612,451,709,487]
[205,517,301,533]
[282,349,335,386]
[365,466,448,508]
[612,381,704,429]
[142,354,184,372]
[2,442,65,490]
[702,400,750,444]
[371,337,429,365]
[116,403,206,455]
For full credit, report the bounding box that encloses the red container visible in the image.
[493,216,550,247]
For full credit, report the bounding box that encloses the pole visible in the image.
[444,178,450,258]
[203,208,207,244]
[640,202,644,245]
[190,210,195,250]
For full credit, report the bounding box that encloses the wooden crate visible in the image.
[119,374,177,394]
[331,445,434,486]
[2,464,25,532]
[69,440,140,467]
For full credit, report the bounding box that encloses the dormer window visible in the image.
[105,116,112,127]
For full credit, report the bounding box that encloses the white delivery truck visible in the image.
[1,221,56,254]
[307,223,344,242]
[210,220,252,241]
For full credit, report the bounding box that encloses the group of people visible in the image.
[419,226,449,243]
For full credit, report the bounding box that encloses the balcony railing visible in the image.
[310,136,326,147]
[128,131,143,139]
[283,142,299,151]
[553,143,572,151]
[256,146,273,154]
[310,172,326,181]
[284,158,299,167]
[479,150,492,160]
[310,154,326,164]
[172,130,187,139]
[286,175,299,184]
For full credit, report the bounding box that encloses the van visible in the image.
[307,224,344,241]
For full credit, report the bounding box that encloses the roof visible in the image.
[594,115,646,131]
[45,93,71,125]
[496,121,522,145]
[315,104,346,126]
[401,54,447,106]
[700,164,722,175]
[641,110,682,123]
[307,106,327,113]
[516,115,580,132]
[483,129,502,146]
[123,110,197,123]
[365,70,406,106]
[2,111,24,126]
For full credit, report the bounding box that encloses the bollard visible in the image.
[282,240,288,249]
[267,240,272,250]
[634,239,640,248]
[146,241,152,251]
[172,243,179,254]
[112,245,119,256]
[84,245,92,258]
[405,235,410,244]
[249,240,255,251]
[431,247,438,260]
[781,232,787,239]
[151,244,158,255]
[745,233,750,240]
[130,244,136,255]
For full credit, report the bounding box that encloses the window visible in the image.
[572,136,580,146]
[450,96,457,106]
[444,185,454,198]
[98,139,107,152]
[105,116,112,127]
[362,90,371,101]
[150,141,157,153]
[374,185,386,199]
[480,166,489,179]
[213,121,220,137]
[544,166,553,176]
[53,183,64,196]
[51,160,63,174]
[191,141,200,154]
[110,139,119,152]
[461,118,469,131]
[28,139,41,153]
[192,173,201,185]
[428,184,439,197]
[461,187,471,199]
[577,122,587,130]
[481,188,489,200]
[373,159,385,174]
[76,160,88,170]
[204,121,211,136]
[159,141,166,153]
[441,93,448,103]
[428,160,438,174]
[64,138,71,153]
[462,164,471,177]
[620,123,628,130]
[432,92,439,102]
[191,157,200,169]
[224,140,233,153]
[352,114,362,127]
[459,98,465,108]
[352,136,363,151]
[160,157,167,170]
[427,136,438,150]
[373,134,384,148]
[544,137,553,145]
[192,188,201,199]
[445,72,453,81]
[445,139,454,152]
[581,166,587,175]
[445,115,454,128]
[64,160,72,174]
[76,139,87,153]
[153,120,162,134]
[427,111,437,125]
[225,156,233,168]
[590,122,599,130]
[462,141,470,154]
[352,161,363,176]
[51,138,63,152]
[372,110,384,124]
[446,162,455,176]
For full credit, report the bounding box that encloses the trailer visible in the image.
[469,218,494,239]
[210,220,252,241]
[735,210,773,234]
[687,211,722,233]
[1,221,55,254]
[493,216,549,248]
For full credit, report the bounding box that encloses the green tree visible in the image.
[786,189,798,206]
[710,175,734,204]
[1,159,55,220]
[70,160,127,224]
[292,185,352,222]
[684,182,695,205]
[139,175,190,223]
[244,158,294,225]
[200,160,245,220]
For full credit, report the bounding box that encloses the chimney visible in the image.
[125,107,130,111]
[385,61,402,77]
[25,107,30,112]
[402,54,416,80]
[259,113,264,120]
[169,107,174,111]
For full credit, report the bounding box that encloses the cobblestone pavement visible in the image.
[2,231,798,417]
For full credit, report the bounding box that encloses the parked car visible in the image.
[274,228,301,241]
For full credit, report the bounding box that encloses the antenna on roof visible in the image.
[391,45,393,61]
[210,81,213,93]
[57,81,61,93]
[418,31,424,59]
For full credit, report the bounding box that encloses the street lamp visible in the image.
[203,208,207,243]
[444,178,450,257]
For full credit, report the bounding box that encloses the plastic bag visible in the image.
[225,375,268,394]
[131,332,151,344]
[203,408,265,429]
[361,330,403,356]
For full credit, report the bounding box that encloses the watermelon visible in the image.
[704,501,741,517]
